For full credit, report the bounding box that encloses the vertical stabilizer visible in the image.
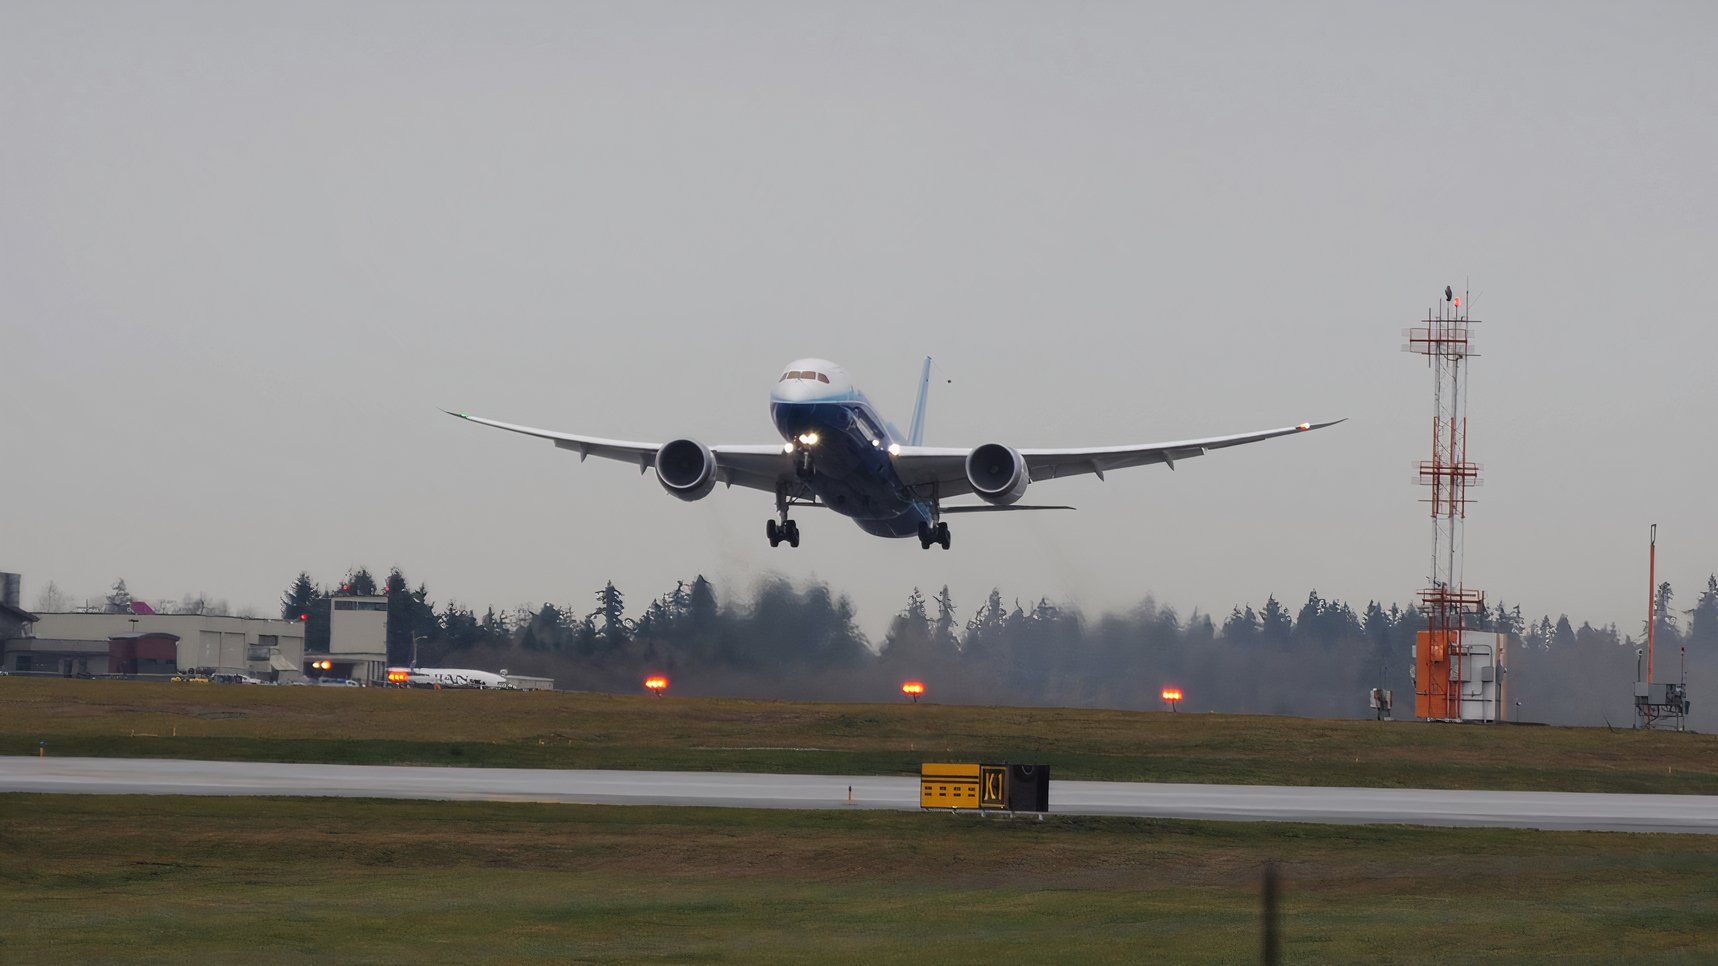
[908,356,933,445]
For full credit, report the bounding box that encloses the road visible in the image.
[3,756,1715,833]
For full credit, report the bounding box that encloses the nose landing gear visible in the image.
[768,482,803,548]
[917,520,951,550]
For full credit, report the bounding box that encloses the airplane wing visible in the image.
[444,411,793,492]
[889,420,1343,498]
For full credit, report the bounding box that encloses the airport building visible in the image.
[306,594,391,685]
[4,610,308,681]
[1,573,40,647]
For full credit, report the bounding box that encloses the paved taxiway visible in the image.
[3,756,1714,833]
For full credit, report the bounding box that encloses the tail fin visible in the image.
[908,356,933,446]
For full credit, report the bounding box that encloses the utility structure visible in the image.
[1635,524,1691,730]
[1405,286,1506,722]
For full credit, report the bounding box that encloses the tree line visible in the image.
[275,567,1718,727]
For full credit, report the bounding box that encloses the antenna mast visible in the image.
[1405,286,1499,721]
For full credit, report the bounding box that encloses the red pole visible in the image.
[1647,524,1657,684]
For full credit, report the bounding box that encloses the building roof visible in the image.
[0,601,38,624]
[109,632,182,642]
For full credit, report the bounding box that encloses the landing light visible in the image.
[797,432,819,446]
[782,442,795,453]
[887,443,901,456]
[871,439,880,447]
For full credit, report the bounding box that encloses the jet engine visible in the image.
[654,438,718,501]
[965,443,1030,505]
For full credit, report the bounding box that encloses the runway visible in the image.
[4,756,1715,833]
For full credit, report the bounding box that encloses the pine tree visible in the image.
[1222,605,1260,645]
[104,579,133,614]
[688,575,718,630]
[281,572,319,621]
[591,581,629,649]
[1259,595,1292,646]
[1648,581,1680,645]
[1688,575,1718,651]
[932,586,959,654]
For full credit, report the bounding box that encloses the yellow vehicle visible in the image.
[170,673,209,684]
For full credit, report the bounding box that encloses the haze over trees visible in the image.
[271,567,1717,728]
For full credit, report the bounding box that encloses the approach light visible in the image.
[887,443,901,456]
[901,680,925,703]
[644,675,668,695]
[1160,687,1183,711]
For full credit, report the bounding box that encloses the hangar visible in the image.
[3,610,307,682]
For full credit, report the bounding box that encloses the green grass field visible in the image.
[3,679,1715,793]
[3,794,1715,964]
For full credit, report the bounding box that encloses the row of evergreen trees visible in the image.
[277,567,1718,726]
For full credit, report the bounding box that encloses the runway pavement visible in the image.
[3,756,1715,833]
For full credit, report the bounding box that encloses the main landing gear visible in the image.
[918,520,951,550]
[766,518,800,548]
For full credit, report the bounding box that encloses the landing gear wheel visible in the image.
[785,520,800,548]
[935,522,951,550]
[766,519,781,547]
[917,521,933,550]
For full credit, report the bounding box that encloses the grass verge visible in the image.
[2,794,1715,964]
[3,679,1715,793]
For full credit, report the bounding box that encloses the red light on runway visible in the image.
[644,675,668,696]
[901,680,925,703]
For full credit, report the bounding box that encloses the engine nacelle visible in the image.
[965,443,1030,505]
[654,438,718,501]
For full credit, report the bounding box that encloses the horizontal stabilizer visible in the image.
[939,504,1075,513]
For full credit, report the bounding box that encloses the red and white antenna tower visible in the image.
[1405,286,1487,720]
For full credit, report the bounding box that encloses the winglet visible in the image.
[442,409,470,421]
[908,356,933,446]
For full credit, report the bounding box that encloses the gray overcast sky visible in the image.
[5,1,1716,636]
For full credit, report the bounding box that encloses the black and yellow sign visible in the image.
[919,762,980,808]
[920,762,1050,812]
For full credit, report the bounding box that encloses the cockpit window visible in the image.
[816,372,830,383]
[779,370,831,383]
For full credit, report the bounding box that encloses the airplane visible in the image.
[447,358,1340,550]
[386,667,511,689]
